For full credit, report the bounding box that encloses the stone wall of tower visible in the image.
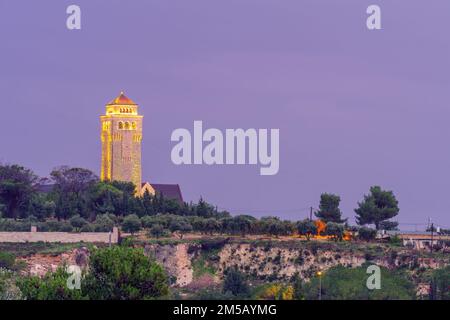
[110,117,142,189]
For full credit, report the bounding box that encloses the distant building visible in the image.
[378,230,450,250]
[141,182,184,205]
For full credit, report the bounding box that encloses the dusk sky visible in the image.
[1,1,450,228]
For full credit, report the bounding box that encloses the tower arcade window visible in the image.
[118,122,123,129]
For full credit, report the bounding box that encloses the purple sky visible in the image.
[1,1,450,229]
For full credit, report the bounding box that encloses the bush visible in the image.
[80,224,94,232]
[0,252,15,270]
[389,235,402,246]
[17,266,86,300]
[122,214,142,234]
[325,222,344,241]
[149,224,166,238]
[141,215,157,229]
[0,219,30,232]
[69,215,88,231]
[82,246,169,299]
[93,214,115,232]
[358,227,377,241]
[223,268,249,297]
[40,220,68,232]
[0,268,22,300]
[60,223,74,232]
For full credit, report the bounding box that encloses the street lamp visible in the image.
[316,271,323,300]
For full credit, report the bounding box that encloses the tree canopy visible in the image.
[315,193,346,223]
[354,186,399,230]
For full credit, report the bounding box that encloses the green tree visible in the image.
[379,220,399,231]
[169,217,193,239]
[315,193,346,223]
[27,193,55,220]
[292,273,305,300]
[195,197,217,218]
[0,164,38,219]
[223,268,249,297]
[50,166,98,220]
[297,219,317,240]
[232,215,255,237]
[141,190,156,216]
[357,227,377,242]
[93,213,115,232]
[69,214,88,231]
[204,217,221,235]
[109,181,141,217]
[149,224,166,238]
[354,186,399,230]
[90,182,122,216]
[325,222,344,241]
[83,246,169,299]
[121,214,141,234]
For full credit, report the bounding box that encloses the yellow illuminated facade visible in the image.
[100,92,143,192]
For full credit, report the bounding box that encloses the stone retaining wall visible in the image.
[0,226,119,243]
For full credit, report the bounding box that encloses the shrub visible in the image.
[141,215,157,229]
[82,246,169,299]
[0,268,22,300]
[60,223,74,232]
[358,227,377,241]
[325,222,345,241]
[93,214,115,232]
[223,268,249,297]
[149,224,166,238]
[17,266,86,300]
[41,220,68,232]
[0,252,15,270]
[389,235,402,246]
[69,215,88,231]
[80,224,94,232]
[121,214,141,234]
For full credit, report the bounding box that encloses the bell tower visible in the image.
[100,91,143,192]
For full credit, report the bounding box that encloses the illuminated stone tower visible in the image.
[100,92,143,192]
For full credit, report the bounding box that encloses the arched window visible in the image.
[118,122,123,129]
[131,122,137,130]
[124,122,130,130]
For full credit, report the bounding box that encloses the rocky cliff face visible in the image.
[19,247,90,277]
[143,241,449,289]
[18,241,448,295]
